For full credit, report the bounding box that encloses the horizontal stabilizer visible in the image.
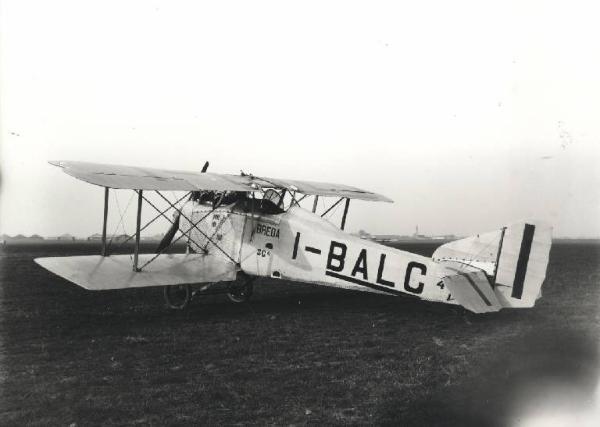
[443,271,501,313]
[432,230,500,275]
[34,253,237,290]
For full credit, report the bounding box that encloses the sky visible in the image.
[1,0,599,238]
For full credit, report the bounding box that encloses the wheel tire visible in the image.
[164,284,191,309]
[227,281,254,303]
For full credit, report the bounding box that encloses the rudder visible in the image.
[493,222,552,308]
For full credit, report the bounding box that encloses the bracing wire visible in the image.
[108,191,134,248]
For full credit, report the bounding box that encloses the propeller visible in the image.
[156,161,209,253]
[156,212,180,253]
[189,161,209,202]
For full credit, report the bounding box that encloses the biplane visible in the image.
[35,160,552,313]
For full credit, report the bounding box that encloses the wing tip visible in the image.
[373,194,394,203]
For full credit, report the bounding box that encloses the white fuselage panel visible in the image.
[184,203,455,304]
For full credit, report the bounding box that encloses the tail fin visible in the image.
[433,222,552,309]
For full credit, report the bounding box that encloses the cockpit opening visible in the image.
[192,190,286,215]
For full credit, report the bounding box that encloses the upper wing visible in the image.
[50,160,252,192]
[50,160,392,202]
[252,176,393,202]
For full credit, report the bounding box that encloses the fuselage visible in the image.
[180,200,455,304]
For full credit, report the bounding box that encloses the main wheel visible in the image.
[227,280,254,303]
[164,284,191,309]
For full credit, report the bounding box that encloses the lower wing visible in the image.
[34,253,238,290]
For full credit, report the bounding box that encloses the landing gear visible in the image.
[164,284,191,310]
[227,279,254,303]
[163,277,255,309]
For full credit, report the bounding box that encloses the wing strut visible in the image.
[341,198,351,230]
[321,197,344,217]
[133,190,143,272]
[101,187,109,256]
[319,197,351,230]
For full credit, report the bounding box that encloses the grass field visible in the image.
[1,241,599,426]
